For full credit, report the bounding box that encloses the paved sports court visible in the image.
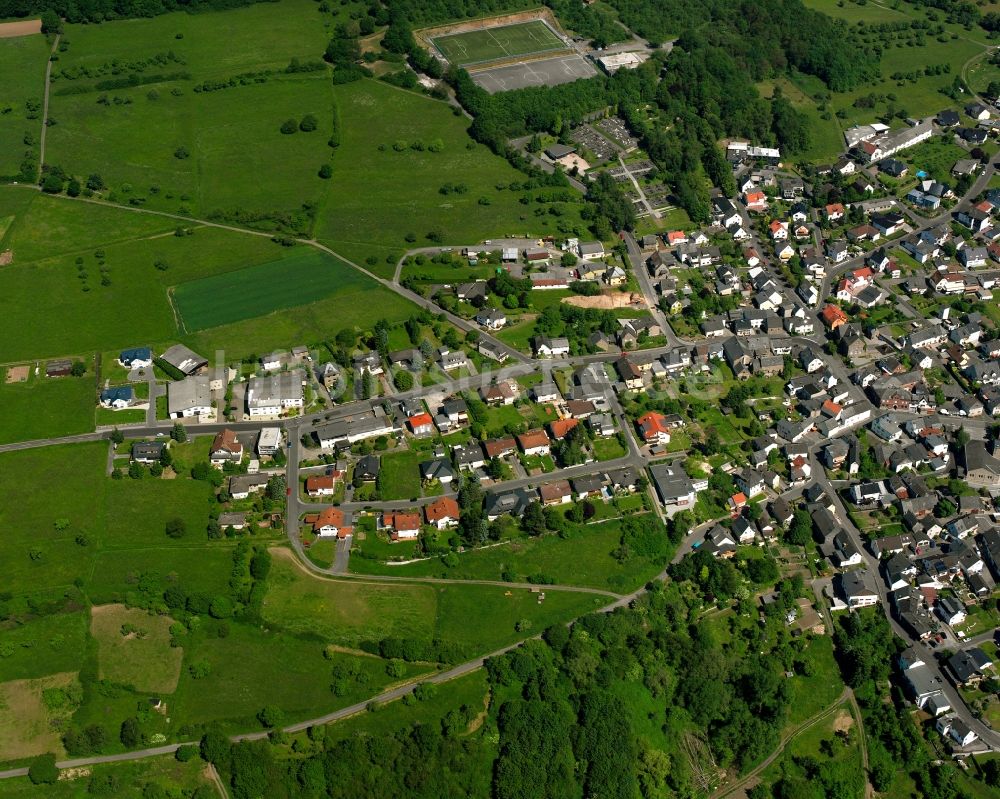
[471,54,598,93]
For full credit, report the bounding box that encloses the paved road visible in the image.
[621,231,680,347]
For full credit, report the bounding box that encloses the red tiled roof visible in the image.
[408,413,433,430]
[212,429,242,455]
[518,429,550,450]
[305,475,337,492]
[636,411,669,441]
[384,511,421,531]
[548,418,579,439]
[425,496,460,523]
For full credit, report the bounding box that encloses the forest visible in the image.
[200,569,828,798]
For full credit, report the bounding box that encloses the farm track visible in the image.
[38,33,59,171]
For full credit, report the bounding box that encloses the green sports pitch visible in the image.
[432,20,565,67]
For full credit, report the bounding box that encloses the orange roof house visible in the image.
[484,437,517,458]
[305,473,340,496]
[304,507,352,538]
[382,511,422,540]
[825,203,845,219]
[425,496,460,528]
[517,429,551,454]
[636,411,671,443]
[408,412,434,433]
[820,304,848,329]
[548,418,579,439]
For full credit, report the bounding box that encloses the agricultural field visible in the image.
[172,247,375,332]
[0,192,417,361]
[315,78,588,278]
[90,605,183,694]
[432,20,564,67]
[44,0,337,220]
[0,364,95,444]
[0,33,49,179]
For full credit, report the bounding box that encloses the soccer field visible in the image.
[172,248,376,332]
[433,20,564,67]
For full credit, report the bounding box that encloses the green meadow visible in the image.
[0,33,49,179]
[315,78,588,277]
[44,0,338,220]
[264,549,607,655]
[0,442,222,602]
[0,192,416,362]
[351,516,663,592]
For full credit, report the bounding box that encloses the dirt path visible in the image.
[205,763,229,799]
[710,688,850,799]
[39,33,59,172]
[270,545,622,597]
[846,688,873,799]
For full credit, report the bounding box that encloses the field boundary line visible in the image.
[165,286,186,335]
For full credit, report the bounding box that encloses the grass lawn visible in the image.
[172,247,377,332]
[0,189,173,264]
[90,604,183,694]
[592,436,626,461]
[784,635,844,726]
[351,517,662,592]
[377,448,426,501]
[495,317,537,352]
[315,79,587,278]
[0,366,95,444]
[264,549,439,647]
[432,582,606,652]
[802,0,910,23]
[0,754,211,797]
[95,407,146,426]
[0,672,79,762]
[901,136,969,186]
[0,33,48,179]
[432,20,564,67]
[0,440,235,610]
